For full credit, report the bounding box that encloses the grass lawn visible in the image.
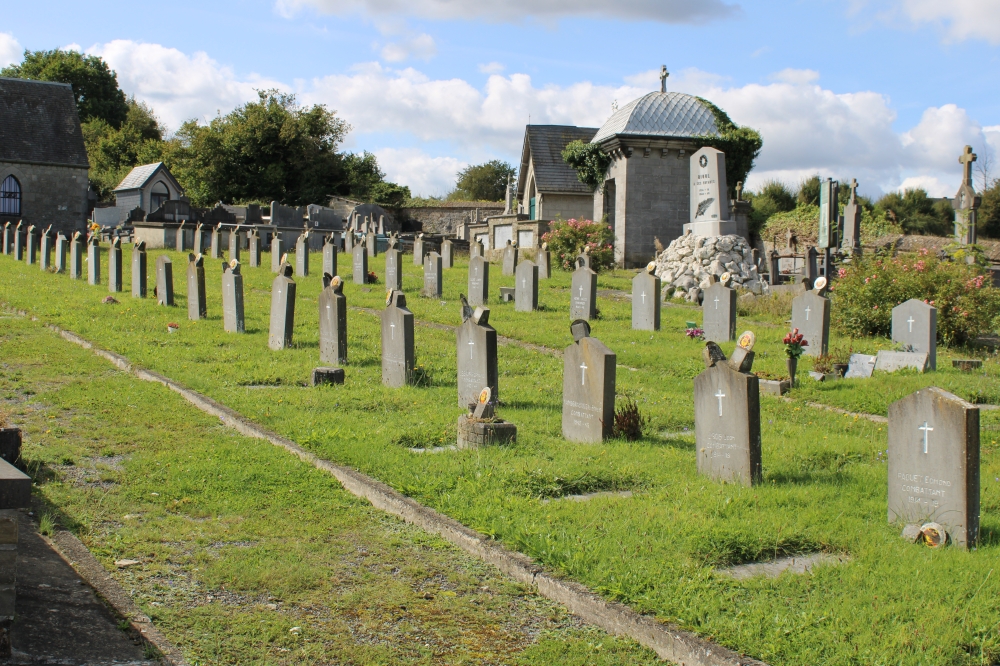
[2,247,1000,665]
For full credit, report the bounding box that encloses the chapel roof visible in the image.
[0,77,89,168]
[517,125,599,197]
[591,91,719,144]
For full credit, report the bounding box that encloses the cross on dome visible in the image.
[660,65,669,93]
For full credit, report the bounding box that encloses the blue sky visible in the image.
[4,0,999,197]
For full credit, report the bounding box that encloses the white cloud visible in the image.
[380,33,436,62]
[61,43,83,53]
[898,0,1000,44]
[374,147,466,196]
[276,0,739,23]
[769,68,819,85]
[478,62,505,74]
[0,32,22,68]
[86,40,287,131]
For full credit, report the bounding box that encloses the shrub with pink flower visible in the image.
[540,218,615,271]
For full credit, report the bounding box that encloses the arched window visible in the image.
[0,175,21,216]
[149,181,170,211]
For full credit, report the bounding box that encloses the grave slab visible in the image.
[845,353,876,379]
[875,351,929,373]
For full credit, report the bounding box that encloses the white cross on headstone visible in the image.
[919,421,934,454]
[578,285,584,298]
[715,389,726,416]
[714,295,720,310]
[390,322,395,340]
[907,316,915,333]
[468,338,475,359]
[580,362,588,385]
[641,290,646,304]
[804,305,811,321]
[522,278,525,289]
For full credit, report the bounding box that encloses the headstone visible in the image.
[536,244,551,279]
[875,351,929,373]
[25,225,36,265]
[817,179,838,249]
[193,223,204,254]
[39,227,53,271]
[295,232,310,277]
[271,236,283,273]
[248,230,261,267]
[514,260,538,312]
[888,387,980,548]
[632,263,661,331]
[845,353,876,379]
[441,239,453,269]
[562,320,616,443]
[175,222,186,252]
[87,235,101,285]
[108,238,123,292]
[344,230,354,254]
[12,222,23,261]
[366,232,377,258]
[268,262,296,350]
[1,222,9,255]
[842,178,862,253]
[423,252,443,297]
[502,241,518,276]
[319,274,347,365]
[702,280,736,342]
[791,284,830,357]
[384,246,402,291]
[352,243,368,284]
[322,235,338,278]
[413,235,425,266]
[186,253,207,320]
[457,303,498,407]
[229,229,241,262]
[892,299,937,370]
[468,255,489,307]
[131,241,147,298]
[155,255,174,306]
[54,233,67,273]
[694,341,762,486]
[576,251,591,270]
[685,146,730,236]
[69,232,83,279]
[953,146,981,245]
[381,290,415,387]
[209,225,222,259]
[221,260,245,333]
[470,239,483,258]
[569,260,598,320]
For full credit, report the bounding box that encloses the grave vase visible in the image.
[787,357,798,386]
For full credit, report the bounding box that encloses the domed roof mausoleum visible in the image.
[591,91,719,145]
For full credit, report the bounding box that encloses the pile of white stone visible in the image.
[653,233,768,302]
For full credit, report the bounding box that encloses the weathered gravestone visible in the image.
[686,146,731,236]
[694,340,762,486]
[352,243,368,284]
[271,235,283,273]
[562,320,616,443]
[632,261,661,331]
[470,239,483,258]
[268,261,296,350]
[1,222,9,254]
[54,233,67,273]
[69,232,83,279]
[536,243,551,279]
[424,252,443,297]
[384,243,402,291]
[87,235,100,285]
[875,351,929,373]
[12,222,23,261]
[344,230,353,254]
[892,299,937,370]
[228,228,241,262]
[221,260,245,333]
[39,227,53,271]
[441,239,453,269]
[247,230,261,267]
[296,231,310,277]
[702,277,736,342]
[131,242,147,297]
[175,221,186,252]
[569,259,597,320]
[319,274,347,365]
[502,241,518,276]
[155,255,174,305]
[515,260,538,312]
[209,225,222,259]
[322,234,338,278]
[187,253,207,320]
[413,235,425,266]
[888,387,980,548]
[457,298,498,407]
[954,146,981,246]
[366,232,377,258]
[25,225,36,265]
[381,290,415,387]
[193,223,204,254]
[844,353,876,379]
[842,178,862,254]
[108,237,123,292]
[468,255,489,307]
[791,277,830,356]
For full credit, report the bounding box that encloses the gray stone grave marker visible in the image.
[319,274,347,365]
[87,235,100,285]
[209,225,222,259]
[569,260,597,320]
[54,233,67,273]
[155,255,174,305]
[562,320,616,443]
[39,227,53,271]
[268,261,296,350]
[514,260,538,311]
[413,235,425,266]
[1,222,9,255]
[423,252,443,297]
[229,228,241,262]
[322,234,338,278]
[193,223,204,254]
[12,222,23,261]
[176,222,186,252]
[536,243,551,279]
[632,262,661,331]
[222,260,245,333]
[845,353,876,379]
[296,231,310,277]
[468,255,489,307]
[470,239,483,258]
[25,225,36,265]
[108,237,123,292]
[702,279,736,342]
[441,239,453,268]
[186,253,207,320]
[694,341,762,486]
[384,246,402,291]
[381,290,415,387]
[875,351,929,373]
[344,230,354,254]
[888,387,980,548]
[69,232,83,279]
[271,235,283,273]
[892,299,937,370]
[502,241,518,276]
[457,300,498,407]
[842,178,862,253]
[352,243,368,284]
[248,230,261,267]
[366,232,377,258]
[791,280,830,356]
[131,241,147,297]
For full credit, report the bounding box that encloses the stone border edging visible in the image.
[30,316,767,666]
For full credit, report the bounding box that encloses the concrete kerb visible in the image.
[22,314,767,666]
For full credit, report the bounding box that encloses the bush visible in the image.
[874,189,954,236]
[746,180,796,238]
[760,203,902,246]
[541,218,615,271]
[831,250,1000,345]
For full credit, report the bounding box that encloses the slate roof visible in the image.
[0,77,89,167]
[518,125,598,197]
[115,163,166,191]
[592,92,719,144]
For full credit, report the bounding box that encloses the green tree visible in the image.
[1,49,129,127]
[797,175,821,206]
[874,188,953,236]
[745,180,796,238]
[695,98,763,194]
[83,98,165,201]
[450,160,516,201]
[978,181,1000,239]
